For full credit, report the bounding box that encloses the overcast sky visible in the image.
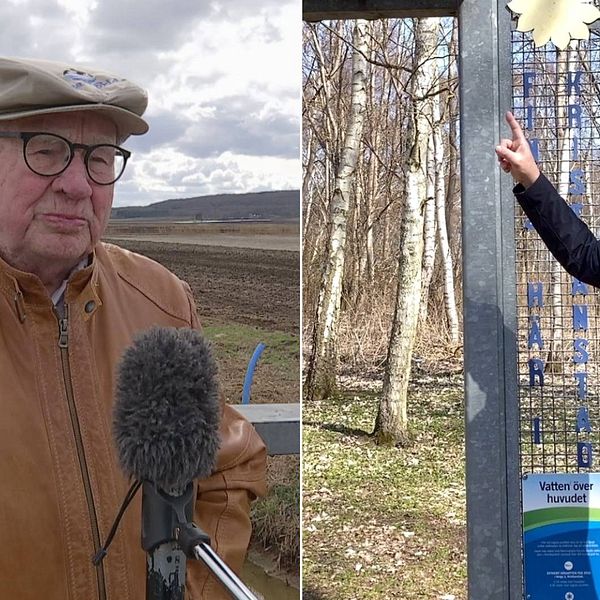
[1,0,300,206]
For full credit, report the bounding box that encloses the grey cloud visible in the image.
[216,0,291,18]
[177,95,299,159]
[185,72,227,87]
[84,1,290,64]
[113,180,160,207]
[0,0,299,205]
[87,0,216,53]
[0,1,76,60]
[126,112,191,153]
[239,15,283,44]
[128,156,236,193]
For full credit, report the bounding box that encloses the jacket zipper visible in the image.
[58,304,107,600]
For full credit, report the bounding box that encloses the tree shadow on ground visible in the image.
[302,585,330,600]
[303,420,372,439]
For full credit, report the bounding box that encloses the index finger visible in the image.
[505,111,526,141]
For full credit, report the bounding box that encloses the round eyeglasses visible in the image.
[0,131,131,185]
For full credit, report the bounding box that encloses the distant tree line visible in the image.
[111,190,301,221]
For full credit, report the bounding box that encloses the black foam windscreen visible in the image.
[114,326,221,495]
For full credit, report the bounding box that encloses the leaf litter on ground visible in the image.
[303,378,467,599]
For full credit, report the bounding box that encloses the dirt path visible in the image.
[107,233,299,252]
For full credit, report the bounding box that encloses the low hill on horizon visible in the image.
[112,189,300,221]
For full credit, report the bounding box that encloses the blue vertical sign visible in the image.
[523,473,600,599]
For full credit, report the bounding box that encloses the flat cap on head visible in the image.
[0,57,149,140]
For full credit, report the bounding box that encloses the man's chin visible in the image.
[27,239,92,273]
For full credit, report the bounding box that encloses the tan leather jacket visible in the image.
[0,242,267,599]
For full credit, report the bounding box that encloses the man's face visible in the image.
[0,111,117,280]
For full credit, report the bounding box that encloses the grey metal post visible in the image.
[459,1,521,598]
[303,0,460,21]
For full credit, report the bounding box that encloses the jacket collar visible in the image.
[0,248,100,320]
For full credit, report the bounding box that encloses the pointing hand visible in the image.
[495,111,540,188]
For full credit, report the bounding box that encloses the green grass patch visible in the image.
[204,323,299,364]
[202,322,300,404]
[303,380,467,599]
[251,483,301,568]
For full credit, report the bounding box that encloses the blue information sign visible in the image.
[523,473,600,599]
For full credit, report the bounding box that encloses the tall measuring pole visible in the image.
[459,1,521,598]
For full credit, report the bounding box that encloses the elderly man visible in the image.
[0,57,266,599]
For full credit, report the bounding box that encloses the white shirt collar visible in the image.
[51,257,90,307]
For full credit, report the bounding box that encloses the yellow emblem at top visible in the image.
[508,0,600,49]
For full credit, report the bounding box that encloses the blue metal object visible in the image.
[577,406,592,433]
[577,442,593,468]
[242,343,266,405]
[533,417,542,445]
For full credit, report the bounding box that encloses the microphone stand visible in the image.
[142,482,259,600]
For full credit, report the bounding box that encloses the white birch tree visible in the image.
[375,18,439,444]
[419,138,437,326]
[432,72,459,345]
[305,20,369,400]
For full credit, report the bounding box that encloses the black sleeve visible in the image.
[514,172,600,288]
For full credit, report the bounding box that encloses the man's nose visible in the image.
[50,152,93,199]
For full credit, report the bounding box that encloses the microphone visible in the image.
[114,326,221,494]
[113,326,258,600]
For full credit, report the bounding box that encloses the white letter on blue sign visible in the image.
[524,72,536,98]
[575,372,588,399]
[574,338,589,364]
[572,278,588,296]
[528,316,543,349]
[569,170,585,196]
[529,358,544,386]
[567,70,582,95]
[573,305,589,331]
[528,282,543,307]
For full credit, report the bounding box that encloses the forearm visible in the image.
[515,172,600,287]
[186,405,267,599]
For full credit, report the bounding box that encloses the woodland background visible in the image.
[302,11,600,598]
[302,17,467,599]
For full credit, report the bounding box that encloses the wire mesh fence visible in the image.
[512,6,600,476]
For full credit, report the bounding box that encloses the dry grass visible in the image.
[251,481,300,570]
[249,454,300,571]
[305,291,463,378]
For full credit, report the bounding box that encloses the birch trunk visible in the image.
[433,80,459,344]
[446,22,461,276]
[375,18,438,444]
[305,20,369,401]
[302,127,317,241]
[419,138,437,326]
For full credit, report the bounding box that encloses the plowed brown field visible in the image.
[103,236,300,405]
[105,231,301,588]
[109,240,299,333]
